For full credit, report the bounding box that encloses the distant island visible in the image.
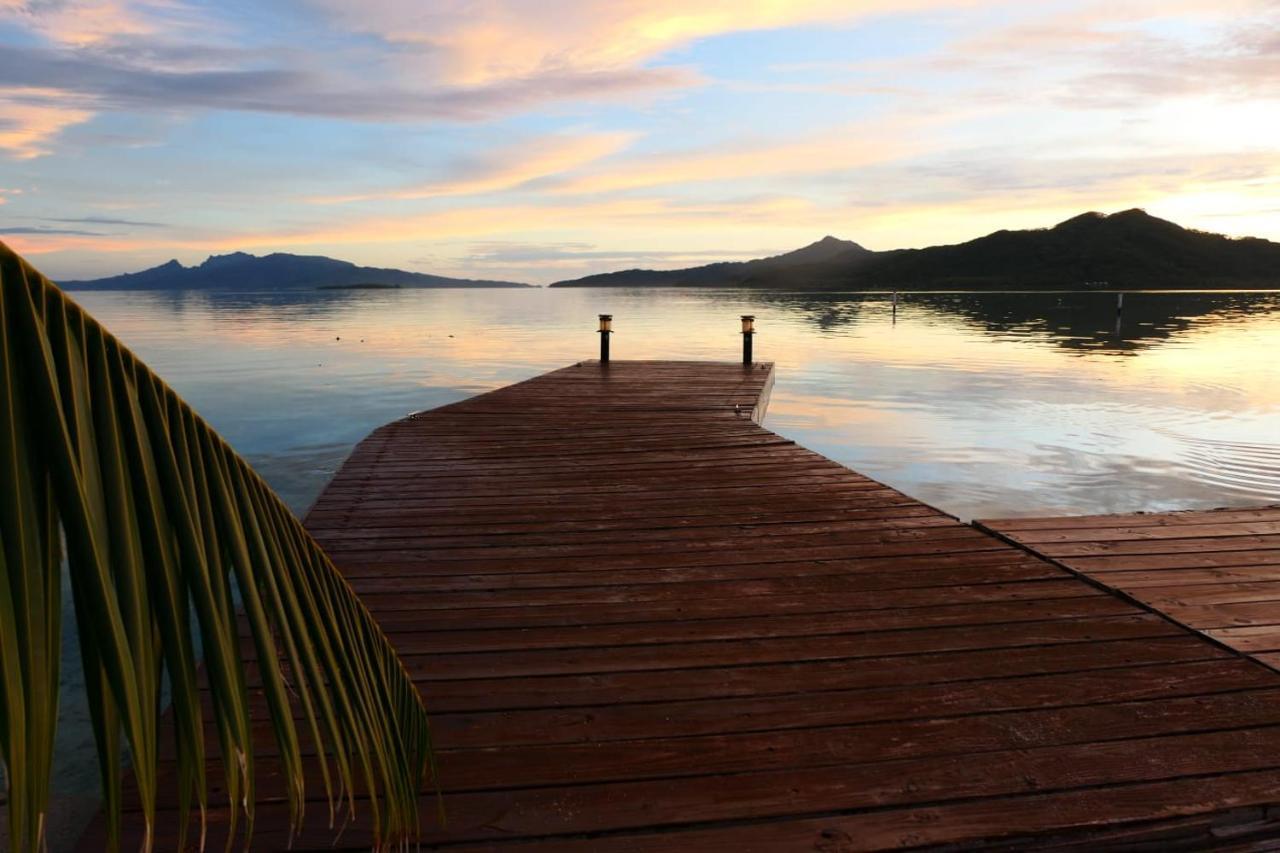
[550,210,1280,290]
[50,210,1280,292]
[549,235,869,289]
[61,251,530,290]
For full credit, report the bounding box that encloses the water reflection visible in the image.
[752,290,1280,354]
[72,286,1280,521]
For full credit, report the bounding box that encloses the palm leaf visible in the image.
[0,242,434,851]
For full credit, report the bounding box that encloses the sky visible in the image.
[0,0,1278,284]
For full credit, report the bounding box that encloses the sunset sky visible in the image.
[1,0,1278,283]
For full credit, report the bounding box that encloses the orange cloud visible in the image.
[550,119,934,195]
[224,195,833,250]
[3,194,838,259]
[0,0,164,46]
[0,88,93,158]
[310,132,636,204]
[314,0,985,86]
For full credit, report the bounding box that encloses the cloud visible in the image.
[237,195,832,249]
[0,86,93,157]
[0,3,690,163]
[1053,23,1280,109]
[0,42,696,126]
[311,131,636,203]
[1,0,168,47]
[308,115,932,209]
[42,215,165,227]
[548,118,935,195]
[448,239,787,280]
[0,193,839,258]
[308,0,981,86]
[0,0,977,165]
[2,224,104,235]
[461,240,771,264]
[926,1,1280,109]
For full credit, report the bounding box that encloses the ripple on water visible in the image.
[1155,427,1280,499]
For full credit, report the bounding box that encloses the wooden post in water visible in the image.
[741,314,755,365]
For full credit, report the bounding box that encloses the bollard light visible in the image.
[598,314,613,363]
[741,314,755,364]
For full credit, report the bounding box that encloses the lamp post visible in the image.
[741,314,755,365]
[598,314,612,363]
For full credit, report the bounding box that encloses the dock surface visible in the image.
[95,361,1280,850]
[980,506,1280,670]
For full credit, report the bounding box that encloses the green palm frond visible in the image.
[0,242,434,852]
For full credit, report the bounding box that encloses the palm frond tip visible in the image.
[0,242,434,852]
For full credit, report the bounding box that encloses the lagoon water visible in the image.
[46,285,1280,818]
[74,286,1280,520]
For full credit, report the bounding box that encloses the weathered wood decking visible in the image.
[93,361,1280,850]
[980,506,1280,671]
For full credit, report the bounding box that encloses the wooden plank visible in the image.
[1004,520,1280,544]
[81,362,1280,851]
[1205,625,1280,653]
[1022,534,1280,559]
[408,635,1231,713]
[123,727,1280,850]
[427,770,1280,852]
[987,506,1280,531]
[152,685,1280,805]
[981,505,1280,678]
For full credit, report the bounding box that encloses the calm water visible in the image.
[42,286,1280,820]
[74,286,1280,519]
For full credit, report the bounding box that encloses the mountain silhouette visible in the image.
[552,210,1280,290]
[549,236,869,287]
[62,251,530,290]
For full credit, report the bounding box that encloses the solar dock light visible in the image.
[598,314,613,363]
[741,314,755,365]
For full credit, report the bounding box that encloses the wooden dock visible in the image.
[980,506,1280,671]
[93,361,1280,850]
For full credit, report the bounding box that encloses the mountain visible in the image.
[552,210,1280,290]
[54,211,1280,292]
[754,209,1280,290]
[61,251,529,290]
[548,236,870,287]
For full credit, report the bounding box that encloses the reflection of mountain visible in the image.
[739,293,872,332]
[62,251,530,290]
[731,290,1280,354]
[910,291,1280,353]
[552,210,1280,290]
[78,286,397,320]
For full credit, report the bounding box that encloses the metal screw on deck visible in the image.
[598,314,613,363]
[741,314,755,365]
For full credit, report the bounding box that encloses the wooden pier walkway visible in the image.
[980,506,1280,671]
[95,361,1280,850]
